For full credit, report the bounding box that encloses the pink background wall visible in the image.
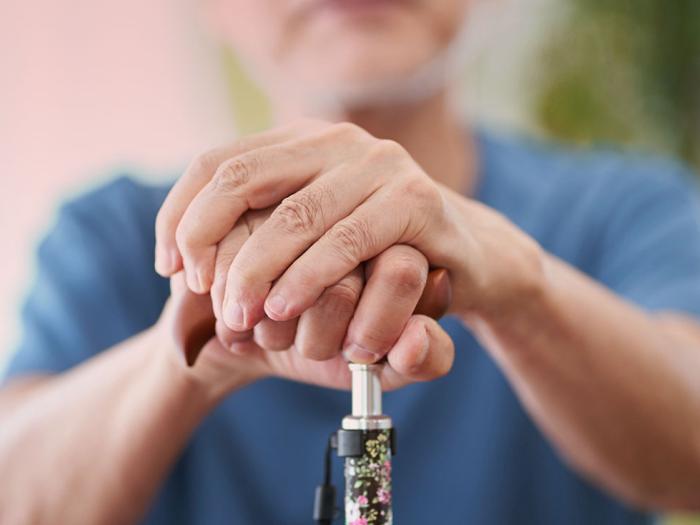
[1,0,237,361]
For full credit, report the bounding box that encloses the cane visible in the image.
[312,269,450,524]
[341,363,394,525]
[314,363,394,525]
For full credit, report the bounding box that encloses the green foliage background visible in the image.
[534,0,700,171]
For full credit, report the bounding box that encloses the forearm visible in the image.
[0,329,227,525]
[465,255,700,510]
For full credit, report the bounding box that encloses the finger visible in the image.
[343,245,427,363]
[155,123,312,277]
[211,222,258,355]
[211,207,273,320]
[381,315,455,390]
[169,272,217,367]
[414,268,452,319]
[215,320,256,356]
[254,316,298,352]
[177,140,320,293]
[295,267,364,361]
[175,123,370,294]
[211,223,251,320]
[216,321,254,347]
[169,270,188,296]
[212,213,298,354]
[265,186,420,320]
[222,165,379,330]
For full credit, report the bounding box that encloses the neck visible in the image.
[272,90,475,194]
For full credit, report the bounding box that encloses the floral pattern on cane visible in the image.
[344,429,393,525]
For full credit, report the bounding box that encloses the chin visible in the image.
[288,32,445,108]
[299,52,451,112]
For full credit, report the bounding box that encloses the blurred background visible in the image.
[1,0,699,519]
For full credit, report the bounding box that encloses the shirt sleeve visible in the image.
[2,177,169,383]
[595,163,700,318]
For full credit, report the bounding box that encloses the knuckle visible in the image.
[359,140,410,178]
[383,255,427,295]
[256,325,292,351]
[356,328,395,354]
[327,218,374,265]
[213,154,259,192]
[318,280,361,316]
[328,121,367,141]
[188,150,219,176]
[368,139,405,161]
[403,176,441,208]
[361,140,407,172]
[398,179,444,238]
[273,190,325,235]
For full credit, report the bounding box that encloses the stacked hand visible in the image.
[153,120,544,395]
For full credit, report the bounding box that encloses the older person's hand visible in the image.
[165,243,453,392]
[156,119,544,365]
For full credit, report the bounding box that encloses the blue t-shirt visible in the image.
[5,132,700,524]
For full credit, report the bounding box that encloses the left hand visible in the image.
[156,119,544,352]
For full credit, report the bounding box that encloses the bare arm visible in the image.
[152,122,700,511]
[0,245,452,525]
[467,255,700,511]
[0,327,240,525]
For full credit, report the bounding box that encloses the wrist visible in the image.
[459,250,555,352]
[455,226,551,326]
[433,189,549,322]
[147,325,250,413]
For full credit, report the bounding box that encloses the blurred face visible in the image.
[208,0,472,106]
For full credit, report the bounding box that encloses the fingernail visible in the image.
[225,301,246,330]
[266,294,288,318]
[343,344,381,364]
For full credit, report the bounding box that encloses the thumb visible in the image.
[169,272,217,366]
[382,314,455,390]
